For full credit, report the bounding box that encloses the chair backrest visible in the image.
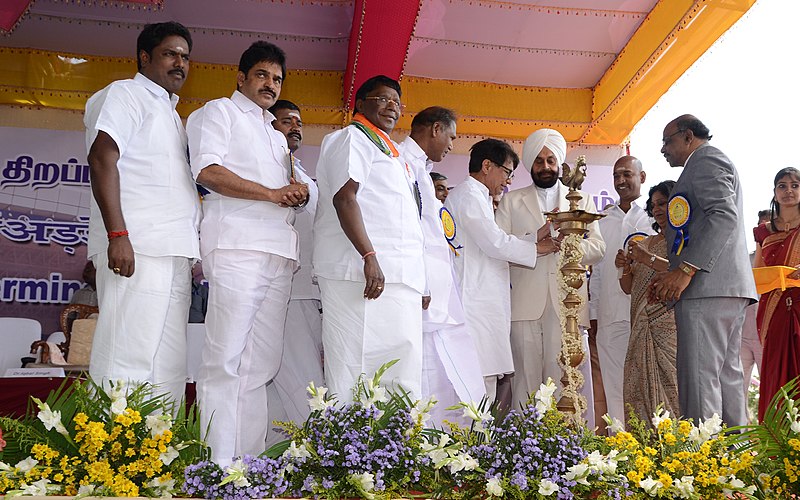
[60,304,99,358]
[0,318,42,374]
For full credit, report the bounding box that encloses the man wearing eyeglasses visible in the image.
[445,138,538,403]
[313,75,426,402]
[496,128,605,413]
[651,114,756,427]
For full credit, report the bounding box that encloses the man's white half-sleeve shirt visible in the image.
[187,91,298,260]
[312,126,425,293]
[84,72,201,260]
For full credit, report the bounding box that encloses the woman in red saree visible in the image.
[754,167,800,421]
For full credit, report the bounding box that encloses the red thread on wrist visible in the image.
[108,230,129,240]
[362,251,376,260]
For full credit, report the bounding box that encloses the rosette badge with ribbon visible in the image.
[624,232,648,251]
[440,206,462,255]
[668,194,691,255]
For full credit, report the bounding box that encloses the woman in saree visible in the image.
[616,180,679,426]
[754,167,800,421]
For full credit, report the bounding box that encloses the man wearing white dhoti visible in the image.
[313,75,425,402]
[398,107,486,424]
[187,42,309,465]
[444,139,538,403]
[85,22,200,406]
[264,99,324,446]
[495,129,605,415]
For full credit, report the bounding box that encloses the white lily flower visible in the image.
[689,413,722,443]
[223,459,250,487]
[563,463,590,485]
[146,414,173,438]
[0,462,11,471]
[110,397,128,415]
[284,440,312,459]
[639,476,663,496]
[108,379,127,399]
[791,416,800,434]
[585,450,603,467]
[448,453,478,474]
[148,476,176,498]
[350,472,375,499]
[538,478,559,496]
[15,457,37,473]
[486,476,503,497]
[307,382,334,411]
[32,399,69,437]
[77,484,95,496]
[21,478,49,496]
[601,414,626,434]
[651,408,671,428]
[671,476,694,499]
[534,379,557,407]
[159,446,179,466]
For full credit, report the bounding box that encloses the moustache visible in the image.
[169,69,185,78]
[288,132,302,140]
[259,89,276,98]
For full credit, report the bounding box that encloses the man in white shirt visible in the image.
[496,129,605,412]
[313,75,425,401]
[398,107,486,424]
[187,41,308,465]
[588,155,652,428]
[445,139,538,402]
[264,99,324,445]
[84,22,200,405]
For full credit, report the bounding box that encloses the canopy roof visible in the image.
[1,0,755,144]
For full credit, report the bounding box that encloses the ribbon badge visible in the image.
[440,206,462,255]
[623,231,648,251]
[668,194,691,255]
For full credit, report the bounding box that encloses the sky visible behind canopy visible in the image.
[628,0,798,250]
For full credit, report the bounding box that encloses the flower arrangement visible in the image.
[730,377,800,498]
[424,380,611,499]
[184,360,433,499]
[0,379,206,497]
[594,408,757,499]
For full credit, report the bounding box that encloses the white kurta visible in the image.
[495,184,605,410]
[187,91,298,465]
[84,73,200,405]
[398,138,485,413]
[588,200,653,424]
[444,176,537,377]
[313,125,425,400]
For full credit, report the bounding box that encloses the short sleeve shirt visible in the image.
[84,73,200,259]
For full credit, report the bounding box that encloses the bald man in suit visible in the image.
[652,115,757,426]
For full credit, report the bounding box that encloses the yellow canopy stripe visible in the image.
[0,0,755,146]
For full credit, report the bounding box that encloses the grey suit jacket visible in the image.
[664,142,757,301]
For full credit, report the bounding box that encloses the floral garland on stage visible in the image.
[555,231,589,419]
[3,366,800,498]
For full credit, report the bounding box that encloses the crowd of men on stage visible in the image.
[84,22,756,465]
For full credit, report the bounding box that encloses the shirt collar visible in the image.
[231,90,276,122]
[134,72,180,108]
[467,175,490,197]
[402,136,432,170]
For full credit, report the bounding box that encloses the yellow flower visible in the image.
[678,421,692,436]
[644,446,657,456]
[663,433,677,446]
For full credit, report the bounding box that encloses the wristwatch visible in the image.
[678,262,697,277]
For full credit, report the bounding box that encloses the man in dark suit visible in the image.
[651,114,757,427]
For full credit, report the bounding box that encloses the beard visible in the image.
[533,171,558,189]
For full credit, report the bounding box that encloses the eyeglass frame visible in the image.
[363,96,406,110]
[662,128,686,146]
[491,160,515,180]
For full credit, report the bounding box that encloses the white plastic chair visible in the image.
[0,318,42,375]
